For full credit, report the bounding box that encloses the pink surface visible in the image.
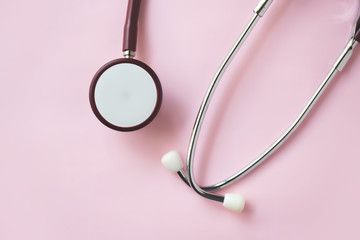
[1,0,360,239]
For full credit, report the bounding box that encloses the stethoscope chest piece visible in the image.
[90,0,162,131]
[89,58,162,131]
[90,0,360,212]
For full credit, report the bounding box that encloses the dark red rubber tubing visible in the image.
[123,0,141,52]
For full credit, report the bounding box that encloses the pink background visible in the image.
[1,0,360,239]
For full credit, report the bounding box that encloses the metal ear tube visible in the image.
[162,0,359,212]
[162,0,273,212]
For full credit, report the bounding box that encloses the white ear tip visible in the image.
[161,151,184,173]
[223,193,245,212]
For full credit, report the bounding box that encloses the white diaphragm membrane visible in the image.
[94,63,158,128]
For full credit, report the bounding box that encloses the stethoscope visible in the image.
[89,0,360,212]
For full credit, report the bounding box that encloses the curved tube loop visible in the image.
[179,0,272,202]
[177,1,359,202]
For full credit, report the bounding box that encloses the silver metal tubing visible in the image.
[177,0,273,202]
[201,37,358,191]
[178,37,358,194]
[254,0,273,17]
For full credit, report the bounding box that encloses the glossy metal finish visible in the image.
[176,0,273,202]
[200,37,358,192]
[177,1,359,203]
[254,0,273,17]
[179,37,358,194]
[123,50,135,58]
